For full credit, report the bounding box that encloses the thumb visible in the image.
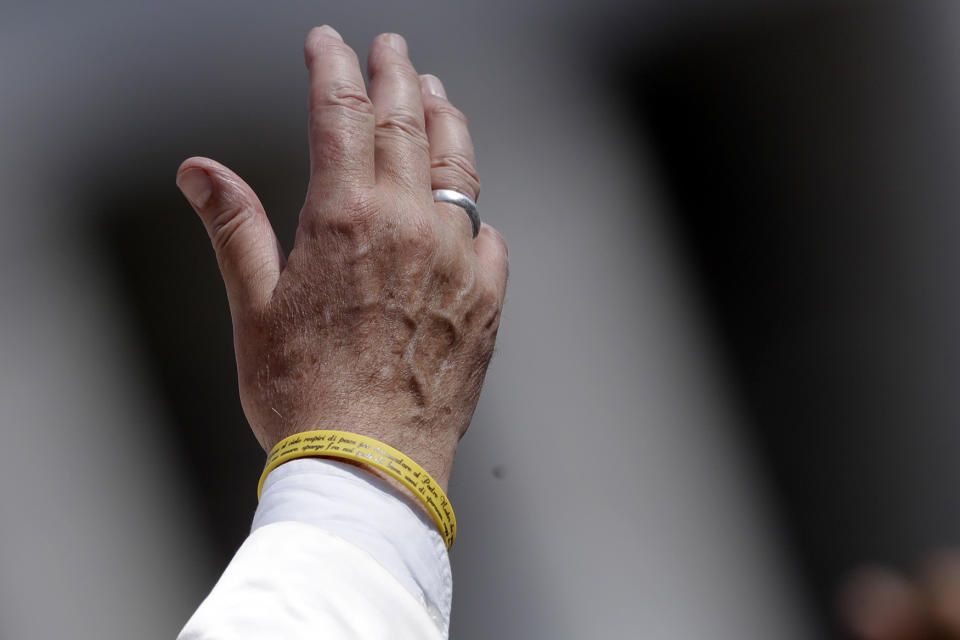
[176,157,283,313]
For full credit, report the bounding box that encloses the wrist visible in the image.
[259,430,458,548]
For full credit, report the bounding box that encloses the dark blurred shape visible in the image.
[91,170,255,564]
[616,0,960,635]
[839,565,927,640]
[85,124,307,565]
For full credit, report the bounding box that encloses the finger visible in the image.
[367,33,430,193]
[420,74,481,201]
[176,157,283,313]
[473,222,509,304]
[303,25,375,199]
[922,552,960,634]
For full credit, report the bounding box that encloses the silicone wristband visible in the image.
[258,430,457,549]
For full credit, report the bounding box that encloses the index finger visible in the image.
[304,26,376,199]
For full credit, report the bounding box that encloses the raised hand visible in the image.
[175,26,508,493]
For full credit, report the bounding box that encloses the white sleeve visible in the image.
[178,459,452,640]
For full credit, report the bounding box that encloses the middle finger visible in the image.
[367,33,431,194]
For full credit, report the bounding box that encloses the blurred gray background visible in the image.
[5,0,960,637]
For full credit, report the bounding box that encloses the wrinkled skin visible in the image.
[175,27,508,496]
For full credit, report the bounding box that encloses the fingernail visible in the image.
[421,74,446,98]
[316,25,343,41]
[177,168,212,208]
[381,33,407,55]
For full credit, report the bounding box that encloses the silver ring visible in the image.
[433,189,480,238]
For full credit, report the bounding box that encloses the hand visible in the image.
[174,26,508,494]
[840,553,960,639]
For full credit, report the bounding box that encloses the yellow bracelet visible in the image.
[258,430,457,549]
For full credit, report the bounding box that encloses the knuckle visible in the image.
[321,84,375,118]
[209,203,254,253]
[309,189,379,237]
[432,153,481,198]
[376,109,429,149]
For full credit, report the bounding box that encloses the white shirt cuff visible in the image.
[252,458,453,632]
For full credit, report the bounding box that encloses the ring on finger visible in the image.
[432,189,480,238]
